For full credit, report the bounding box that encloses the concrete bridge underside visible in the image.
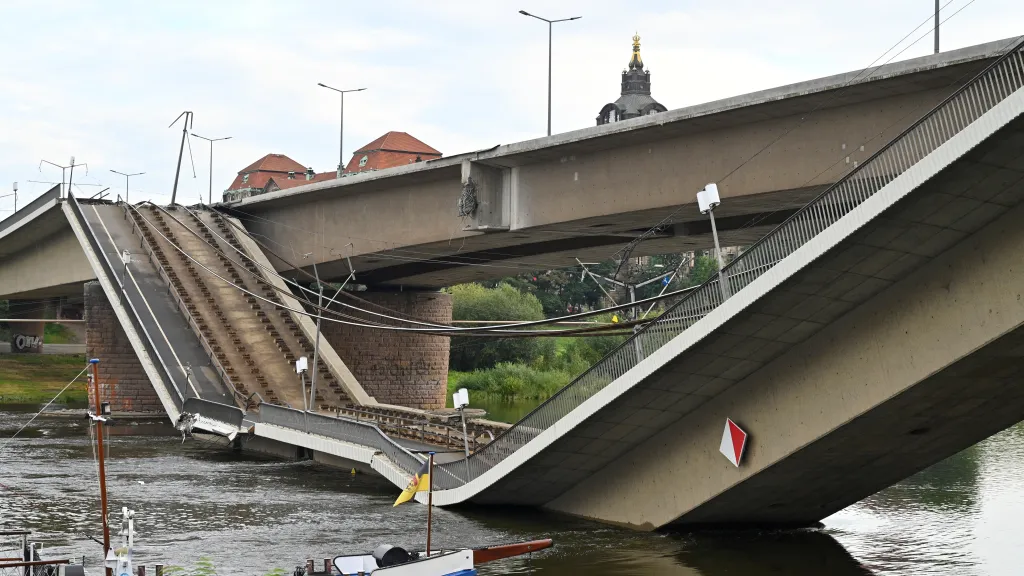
[229,41,1012,289]
[0,188,93,299]
[537,117,1024,528]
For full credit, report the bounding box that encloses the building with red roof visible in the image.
[222,133,441,202]
[343,131,441,174]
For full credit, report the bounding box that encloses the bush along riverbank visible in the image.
[448,331,626,403]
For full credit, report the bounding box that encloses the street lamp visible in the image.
[518,10,581,136]
[317,83,366,176]
[109,170,145,204]
[697,183,730,301]
[295,356,310,412]
[453,388,472,481]
[191,134,231,205]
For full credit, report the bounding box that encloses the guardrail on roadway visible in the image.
[66,194,184,412]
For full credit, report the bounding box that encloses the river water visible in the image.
[1,407,1022,576]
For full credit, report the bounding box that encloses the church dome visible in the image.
[596,34,667,126]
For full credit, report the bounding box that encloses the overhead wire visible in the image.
[178,204,456,329]
[127,202,685,336]
[167,201,694,333]
[608,0,981,272]
[0,364,90,454]
[731,0,992,233]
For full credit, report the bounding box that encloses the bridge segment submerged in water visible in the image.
[3,37,1024,530]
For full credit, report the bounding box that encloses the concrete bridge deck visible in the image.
[228,39,1016,289]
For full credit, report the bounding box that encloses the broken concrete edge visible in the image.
[222,214,378,406]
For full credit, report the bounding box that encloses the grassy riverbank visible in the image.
[0,354,89,404]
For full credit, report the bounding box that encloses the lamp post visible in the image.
[453,387,472,482]
[518,10,581,136]
[317,83,366,176]
[296,356,309,432]
[697,183,730,301]
[109,170,145,204]
[303,252,324,411]
[191,134,231,205]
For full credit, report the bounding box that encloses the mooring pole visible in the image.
[90,358,111,576]
[426,452,435,557]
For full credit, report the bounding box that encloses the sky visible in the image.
[0,0,1020,213]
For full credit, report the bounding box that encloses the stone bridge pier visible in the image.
[84,281,162,413]
[320,290,452,410]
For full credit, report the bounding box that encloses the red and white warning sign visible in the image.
[719,418,748,467]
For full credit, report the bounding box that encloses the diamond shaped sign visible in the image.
[719,418,748,467]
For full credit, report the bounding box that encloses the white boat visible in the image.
[330,539,553,576]
[334,547,475,576]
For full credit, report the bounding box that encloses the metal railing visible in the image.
[258,404,467,487]
[429,37,1024,490]
[66,194,184,411]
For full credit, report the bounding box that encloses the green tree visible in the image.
[686,254,719,287]
[449,283,555,371]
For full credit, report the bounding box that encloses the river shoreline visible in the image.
[2,406,1022,575]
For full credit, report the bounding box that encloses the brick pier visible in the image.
[322,290,451,410]
[84,281,164,413]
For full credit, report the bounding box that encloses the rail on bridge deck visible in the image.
[65,195,237,416]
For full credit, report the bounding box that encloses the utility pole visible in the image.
[302,253,356,411]
[317,84,366,176]
[519,10,582,136]
[169,111,194,205]
[109,170,144,204]
[577,257,686,361]
[192,133,231,205]
[934,0,940,54]
[40,157,87,198]
[303,253,323,411]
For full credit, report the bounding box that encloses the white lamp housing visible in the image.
[697,183,721,214]
[121,250,131,265]
[454,388,470,409]
[295,356,308,373]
